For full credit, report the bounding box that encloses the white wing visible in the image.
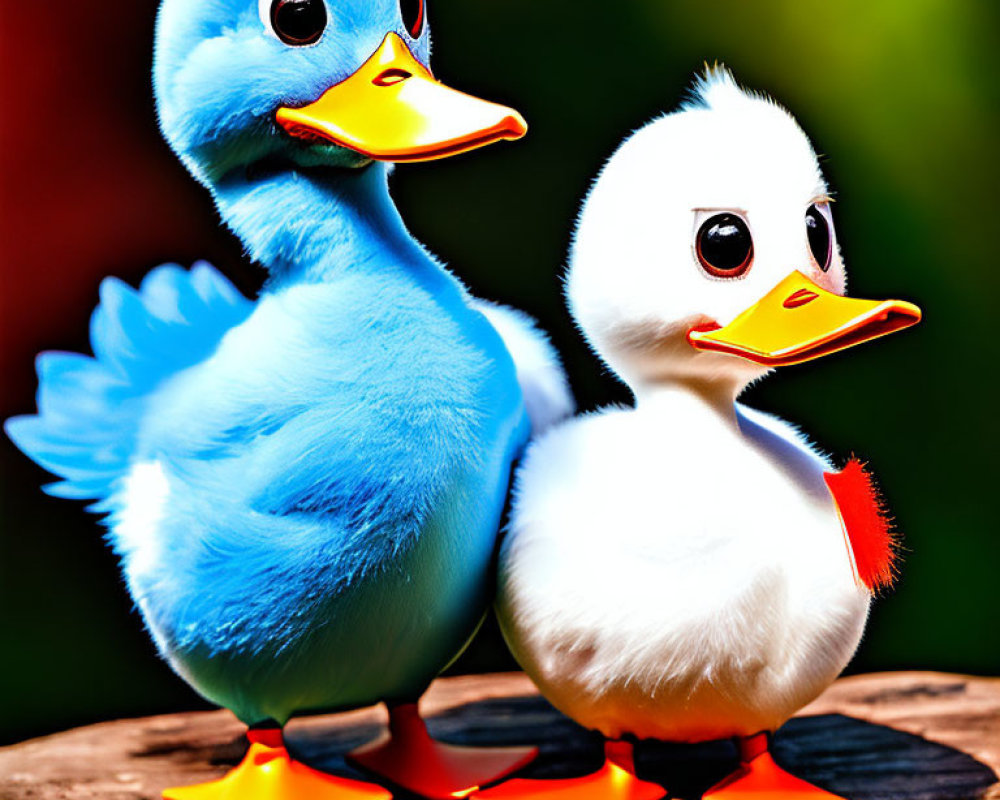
[470,299,574,437]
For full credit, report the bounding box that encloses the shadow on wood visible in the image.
[186,696,999,800]
[429,697,999,800]
[1,672,997,800]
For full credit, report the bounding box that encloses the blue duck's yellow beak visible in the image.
[275,33,527,162]
[687,271,922,366]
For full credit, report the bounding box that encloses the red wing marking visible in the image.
[824,458,899,593]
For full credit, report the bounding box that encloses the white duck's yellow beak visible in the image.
[275,33,527,162]
[687,271,922,366]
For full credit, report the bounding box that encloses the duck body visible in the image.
[499,391,867,742]
[482,69,919,799]
[137,274,526,725]
[138,181,527,727]
[16,163,532,727]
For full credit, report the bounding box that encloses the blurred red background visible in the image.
[0,2,258,419]
[0,3,263,742]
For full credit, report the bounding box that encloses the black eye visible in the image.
[270,0,327,46]
[400,0,425,38]
[805,203,832,271]
[695,213,753,278]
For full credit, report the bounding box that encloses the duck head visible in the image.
[567,67,920,400]
[154,0,527,185]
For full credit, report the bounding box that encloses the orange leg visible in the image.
[703,732,845,799]
[348,702,538,799]
[470,740,665,800]
[163,728,392,800]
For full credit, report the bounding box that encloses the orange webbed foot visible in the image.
[163,729,392,800]
[348,703,537,799]
[470,741,665,800]
[703,733,845,799]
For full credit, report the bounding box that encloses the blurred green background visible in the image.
[1,0,997,745]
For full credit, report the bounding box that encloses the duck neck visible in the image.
[633,378,742,432]
[210,162,443,290]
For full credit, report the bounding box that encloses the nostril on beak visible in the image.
[783,288,819,309]
[373,68,413,87]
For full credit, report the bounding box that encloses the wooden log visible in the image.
[1,671,996,799]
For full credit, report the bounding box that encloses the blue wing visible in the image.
[5,262,253,504]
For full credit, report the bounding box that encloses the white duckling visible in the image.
[485,68,921,800]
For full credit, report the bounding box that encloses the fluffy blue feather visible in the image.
[6,262,251,503]
[102,166,530,724]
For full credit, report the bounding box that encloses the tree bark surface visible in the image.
[1,671,997,799]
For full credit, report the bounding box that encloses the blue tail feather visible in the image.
[5,262,253,503]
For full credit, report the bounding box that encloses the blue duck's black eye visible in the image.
[270,0,327,46]
[696,213,753,278]
[400,0,425,38]
[805,203,832,271]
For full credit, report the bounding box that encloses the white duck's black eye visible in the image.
[805,203,832,271]
[269,0,327,46]
[399,0,425,38]
[696,213,753,278]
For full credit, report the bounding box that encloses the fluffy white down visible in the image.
[498,391,868,742]
[114,461,171,584]
[112,460,180,660]
[471,299,575,437]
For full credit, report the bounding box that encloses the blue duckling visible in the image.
[5,0,573,797]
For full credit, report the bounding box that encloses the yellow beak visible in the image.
[275,33,527,162]
[687,271,922,366]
